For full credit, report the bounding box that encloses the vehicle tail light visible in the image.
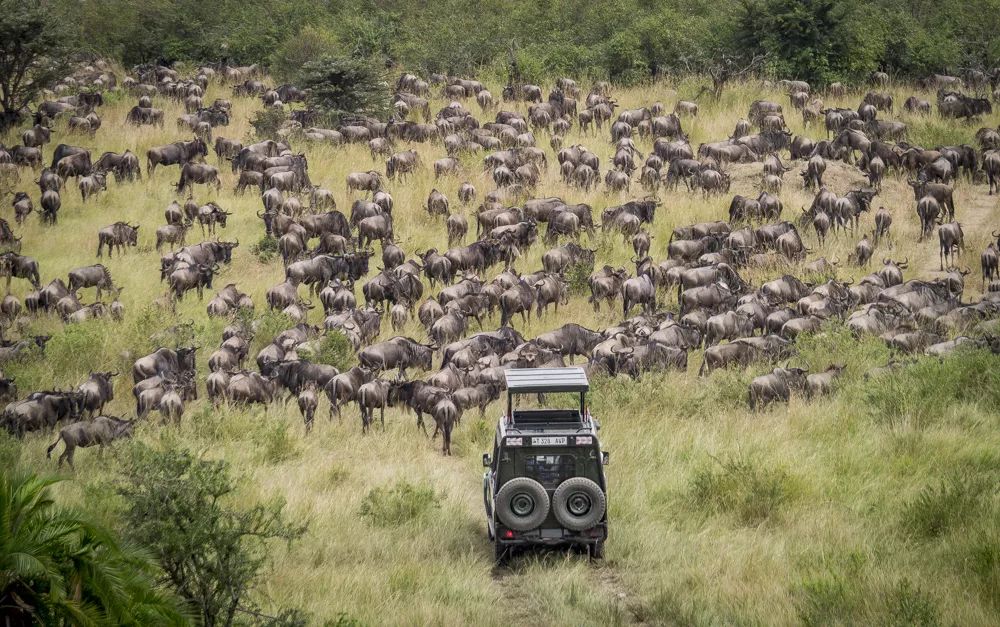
[575,436,592,445]
[503,530,515,539]
[506,437,523,446]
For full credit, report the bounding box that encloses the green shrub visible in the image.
[796,573,857,626]
[881,578,939,627]
[902,474,990,539]
[250,108,289,141]
[965,530,1000,608]
[359,480,441,527]
[688,453,795,525]
[309,332,355,371]
[565,261,592,297]
[862,350,1000,428]
[250,235,279,264]
[254,421,300,464]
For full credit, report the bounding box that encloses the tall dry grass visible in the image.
[2,74,999,625]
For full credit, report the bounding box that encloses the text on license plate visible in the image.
[532,436,567,446]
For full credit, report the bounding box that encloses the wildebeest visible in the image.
[938,222,965,270]
[357,379,397,432]
[96,222,139,257]
[176,163,221,192]
[77,371,117,416]
[748,367,808,409]
[0,252,41,289]
[147,138,208,175]
[132,346,198,383]
[2,390,83,437]
[46,415,133,468]
[12,192,32,225]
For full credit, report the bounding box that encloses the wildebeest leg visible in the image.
[380,405,385,431]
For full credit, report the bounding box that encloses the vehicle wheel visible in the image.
[495,477,550,531]
[552,477,606,531]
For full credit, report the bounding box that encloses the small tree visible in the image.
[0,0,70,131]
[299,55,391,126]
[115,445,306,627]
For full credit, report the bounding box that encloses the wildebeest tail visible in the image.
[46,434,62,458]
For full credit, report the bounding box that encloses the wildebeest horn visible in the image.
[993,230,999,239]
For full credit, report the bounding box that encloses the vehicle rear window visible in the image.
[523,454,576,489]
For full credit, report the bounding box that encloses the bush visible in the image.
[902,474,990,539]
[254,421,300,464]
[307,332,355,371]
[250,108,289,141]
[250,235,279,264]
[862,350,1000,428]
[565,261,592,297]
[359,480,441,527]
[882,578,940,627]
[688,453,795,525]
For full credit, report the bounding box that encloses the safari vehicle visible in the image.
[483,367,609,563]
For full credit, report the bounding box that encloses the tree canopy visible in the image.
[45,0,1000,85]
[0,0,71,130]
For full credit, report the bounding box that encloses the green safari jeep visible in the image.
[483,367,609,564]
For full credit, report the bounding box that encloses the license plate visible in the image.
[532,436,567,446]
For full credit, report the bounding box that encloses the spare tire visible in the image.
[495,477,550,531]
[552,477,606,531]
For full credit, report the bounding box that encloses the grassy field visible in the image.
[2,74,999,625]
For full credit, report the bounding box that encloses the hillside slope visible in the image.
[2,76,999,624]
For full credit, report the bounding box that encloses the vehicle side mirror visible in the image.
[483,453,492,467]
[601,452,610,466]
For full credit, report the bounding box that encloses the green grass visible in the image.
[3,74,1000,624]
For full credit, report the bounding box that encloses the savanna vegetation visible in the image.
[0,1,999,625]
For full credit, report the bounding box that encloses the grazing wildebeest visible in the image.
[132,346,198,383]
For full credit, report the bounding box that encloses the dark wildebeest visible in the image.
[938,222,965,270]
[324,365,374,419]
[748,367,808,410]
[46,416,133,468]
[0,252,41,290]
[96,222,139,257]
[132,346,198,383]
[147,138,208,175]
[67,264,115,299]
[357,379,397,433]
[77,371,118,417]
[176,163,221,192]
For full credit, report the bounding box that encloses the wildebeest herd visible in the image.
[2,60,1000,465]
